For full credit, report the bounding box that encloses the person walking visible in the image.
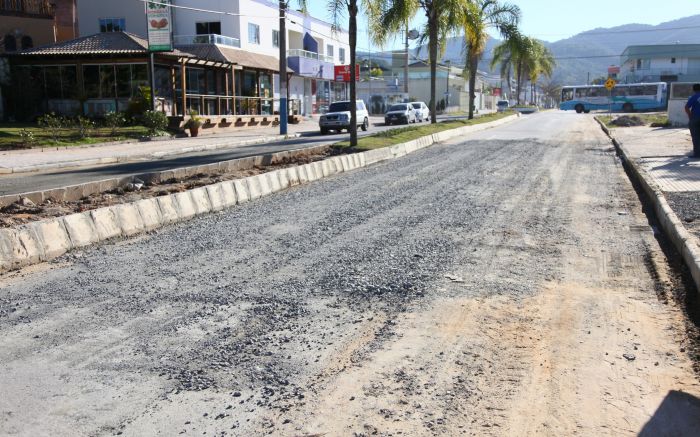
[685,83,700,157]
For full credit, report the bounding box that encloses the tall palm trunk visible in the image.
[428,6,438,124]
[468,51,478,119]
[348,0,358,147]
[515,59,522,105]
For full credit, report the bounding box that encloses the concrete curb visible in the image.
[595,117,700,291]
[0,133,302,175]
[0,114,520,274]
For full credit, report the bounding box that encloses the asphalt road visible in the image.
[0,115,456,197]
[1,112,698,436]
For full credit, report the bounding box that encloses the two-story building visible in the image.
[619,44,700,84]
[75,0,351,116]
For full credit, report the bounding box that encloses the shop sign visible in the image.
[146,0,173,52]
[334,65,360,82]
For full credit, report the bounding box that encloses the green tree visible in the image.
[527,40,555,105]
[461,0,520,119]
[491,31,532,105]
[374,0,462,124]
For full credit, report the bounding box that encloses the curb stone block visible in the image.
[0,229,28,269]
[339,155,351,171]
[358,153,367,167]
[255,174,272,197]
[29,219,72,260]
[205,184,226,212]
[136,198,164,231]
[277,169,291,189]
[297,165,310,184]
[173,191,197,220]
[90,208,122,240]
[312,161,325,178]
[190,187,213,215]
[113,204,145,236]
[233,179,250,203]
[246,175,263,199]
[15,226,43,265]
[266,171,283,193]
[219,181,238,208]
[286,167,300,186]
[62,211,99,248]
[305,164,319,181]
[157,195,180,225]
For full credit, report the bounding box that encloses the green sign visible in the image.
[146,0,173,52]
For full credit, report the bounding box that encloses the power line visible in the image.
[531,24,700,37]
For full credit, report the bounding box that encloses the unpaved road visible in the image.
[1,112,699,436]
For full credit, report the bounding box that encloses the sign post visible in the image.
[605,78,616,116]
[145,1,173,111]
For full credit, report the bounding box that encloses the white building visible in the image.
[76,0,351,116]
[619,44,700,84]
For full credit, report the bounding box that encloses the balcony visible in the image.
[173,34,241,48]
[287,49,335,80]
[0,0,53,18]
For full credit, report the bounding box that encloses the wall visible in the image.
[0,16,55,52]
[77,0,147,37]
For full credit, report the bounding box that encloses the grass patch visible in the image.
[0,123,152,150]
[597,113,670,128]
[333,111,514,151]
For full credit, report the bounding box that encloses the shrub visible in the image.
[142,110,168,136]
[76,116,96,139]
[18,128,36,148]
[37,112,65,144]
[104,111,127,137]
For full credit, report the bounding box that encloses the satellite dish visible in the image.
[407,29,420,40]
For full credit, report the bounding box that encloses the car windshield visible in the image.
[390,104,407,111]
[411,103,421,109]
[328,102,351,112]
[497,101,508,106]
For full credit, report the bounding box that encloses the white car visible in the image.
[319,100,369,134]
[410,101,430,122]
[496,100,510,112]
[385,103,417,125]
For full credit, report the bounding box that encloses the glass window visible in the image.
[44,66,62,99]
[326,44,334,57]
[242,71,257,96]
[196,22,221,35]
[116,65,132,98]
[206,70,216,95]
[83,65,100,98]
[60,66,78,99]
[272,30,279,48]
[561,88,573,101]
[4,34,16,52]
[339,48,345,64]
[248,23,260,45]
[100,65,116,98]
[99,18,126,32]
[20,35,33,49]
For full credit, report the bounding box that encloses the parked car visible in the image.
[410,101,430,122]
[496,100,510,112]
[319,100,369,134]
[385,103,417,125]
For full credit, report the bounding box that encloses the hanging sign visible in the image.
[146,0,173,52]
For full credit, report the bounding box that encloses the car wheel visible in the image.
[361,118,369,131]
[575,104,584,114]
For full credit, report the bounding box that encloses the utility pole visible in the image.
[445,60,450,109]
[278,0,288,136]
[404,22,409,96]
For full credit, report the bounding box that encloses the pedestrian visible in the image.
[685,83,700,157]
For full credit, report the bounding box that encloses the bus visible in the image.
[559,82,667,113]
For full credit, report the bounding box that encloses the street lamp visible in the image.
[445,60,450,109]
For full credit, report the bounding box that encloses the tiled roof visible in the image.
[16,32,181,56]
[177,44,291,72]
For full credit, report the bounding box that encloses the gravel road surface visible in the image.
[1,112,699,436]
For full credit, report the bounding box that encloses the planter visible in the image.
[189,126,200,137]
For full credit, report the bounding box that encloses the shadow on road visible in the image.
[638,390,700,436]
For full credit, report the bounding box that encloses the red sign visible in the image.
[608,65,620,75]
[334,65,360,82]
[492,87,502,97]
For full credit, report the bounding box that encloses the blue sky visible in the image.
[304,0,698,50]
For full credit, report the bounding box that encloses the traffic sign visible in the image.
[604,78,616,91]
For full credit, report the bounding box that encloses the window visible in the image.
[671,57,676,64]
[99,18,126,32]
[248,23,260,44]
[327,44,334,57]
[339,48,345,64]
[83,64,146,99]
[196,22,221,35]
[272,30,279,48]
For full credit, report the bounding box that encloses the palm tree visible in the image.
[373,0,462,124]
[491,31,532,105]
[328,0,379,147]
[461,0,520,119]
[526,40,555,106]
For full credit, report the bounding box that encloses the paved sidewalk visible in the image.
[0,119,334,174]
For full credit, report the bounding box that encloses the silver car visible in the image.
[410,101,430,122]
[319,100,369,134]
[385,103,417,125]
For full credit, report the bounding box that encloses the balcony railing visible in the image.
[0,0,53,17]
[173,34,241,48]
[288,49,333,63]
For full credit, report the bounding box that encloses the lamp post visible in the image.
[278,0,288,136]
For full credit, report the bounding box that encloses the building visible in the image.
[1,0,55,53]
[75,0,351,116]
[619,44,700,84]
